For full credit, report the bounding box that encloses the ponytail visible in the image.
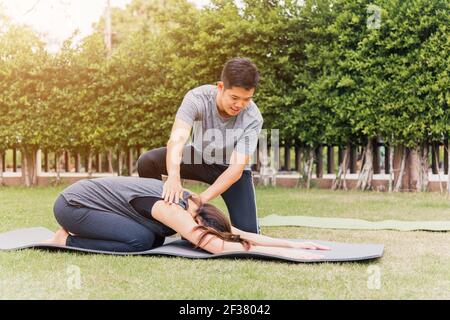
[187,194,251,251]
[193,225,251,251]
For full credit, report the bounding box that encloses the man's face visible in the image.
[217,82,255,117]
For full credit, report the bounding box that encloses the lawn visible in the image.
[1,183,450,299]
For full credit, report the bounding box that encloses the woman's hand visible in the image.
[276,247,325,260]
[292,242,331,251]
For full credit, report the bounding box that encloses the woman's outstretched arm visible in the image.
[230,226,330,251]
[151,201,325,260]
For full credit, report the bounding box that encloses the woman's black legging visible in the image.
[53,195,164,252]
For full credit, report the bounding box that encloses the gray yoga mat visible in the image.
[0,227,383,263]
[259,214,450,231]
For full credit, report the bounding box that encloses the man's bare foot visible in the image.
[41,228,69,246]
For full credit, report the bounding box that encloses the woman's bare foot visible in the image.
[41,228,70,246]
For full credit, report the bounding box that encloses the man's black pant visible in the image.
[137,146,259,233]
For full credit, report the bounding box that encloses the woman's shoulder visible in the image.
[94,176,163,184]
[66,176,164,191]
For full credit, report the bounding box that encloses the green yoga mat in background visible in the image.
[259,214,450,231]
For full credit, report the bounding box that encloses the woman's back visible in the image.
[60,176,189,236]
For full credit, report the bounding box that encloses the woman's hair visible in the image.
[187,194,251,251]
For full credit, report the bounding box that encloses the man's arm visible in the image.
[199,150,249,203]
[199,120,262,203]
[162,118,192,204]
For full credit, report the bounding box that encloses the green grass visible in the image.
[1,183,450,299]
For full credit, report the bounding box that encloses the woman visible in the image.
[43,176,330,260]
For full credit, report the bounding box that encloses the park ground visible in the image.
[1,184,449,299]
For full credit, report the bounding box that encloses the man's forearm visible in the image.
[166,141,183,177]
[200,166,242,202]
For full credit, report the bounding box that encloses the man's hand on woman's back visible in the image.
[162,176,184,205]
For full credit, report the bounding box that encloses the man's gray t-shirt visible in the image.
[175,85,263,169]
[60,177,189,237]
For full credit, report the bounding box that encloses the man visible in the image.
[137,57,263,233]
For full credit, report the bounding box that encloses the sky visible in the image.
[0,0,210,52]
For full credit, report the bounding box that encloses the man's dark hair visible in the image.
[220,57,260,90]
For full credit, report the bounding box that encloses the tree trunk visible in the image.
[108,149,113,173]
[356,140,374,191]
[434,144,443,193]
[21,147,38,187]
[295,144,301,173]
[394,148,407,192]
[96,153,102,173]
[55,150,62,185]
[342,147,348,191]
[21,148,29,187]
[64,151,70,172]
[388,145,394,192]
[431,143,439,174]
[284,142,291,171]
[87,149,93,178]
[373,138,380,174]
[44,151,49,172]
[0,150,4,186]
[447,140,450,195]
[356,147,367,183]
[13,148,17,172]
[127,147,133,176]
[75,153,81,173]
[117,148,123,176]
[27,148,37,186]
[315,146,323,178]
[349,146,358,173]
[305,148,315,189]
[332,144,349,191]
[327,146,335,174]
[415,143,429,192]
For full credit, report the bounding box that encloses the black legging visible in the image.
[137,145,259,233]
[54,195,165,252]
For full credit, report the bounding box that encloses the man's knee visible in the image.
[137,148,165,179]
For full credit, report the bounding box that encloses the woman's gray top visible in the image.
[60,176,189,235]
